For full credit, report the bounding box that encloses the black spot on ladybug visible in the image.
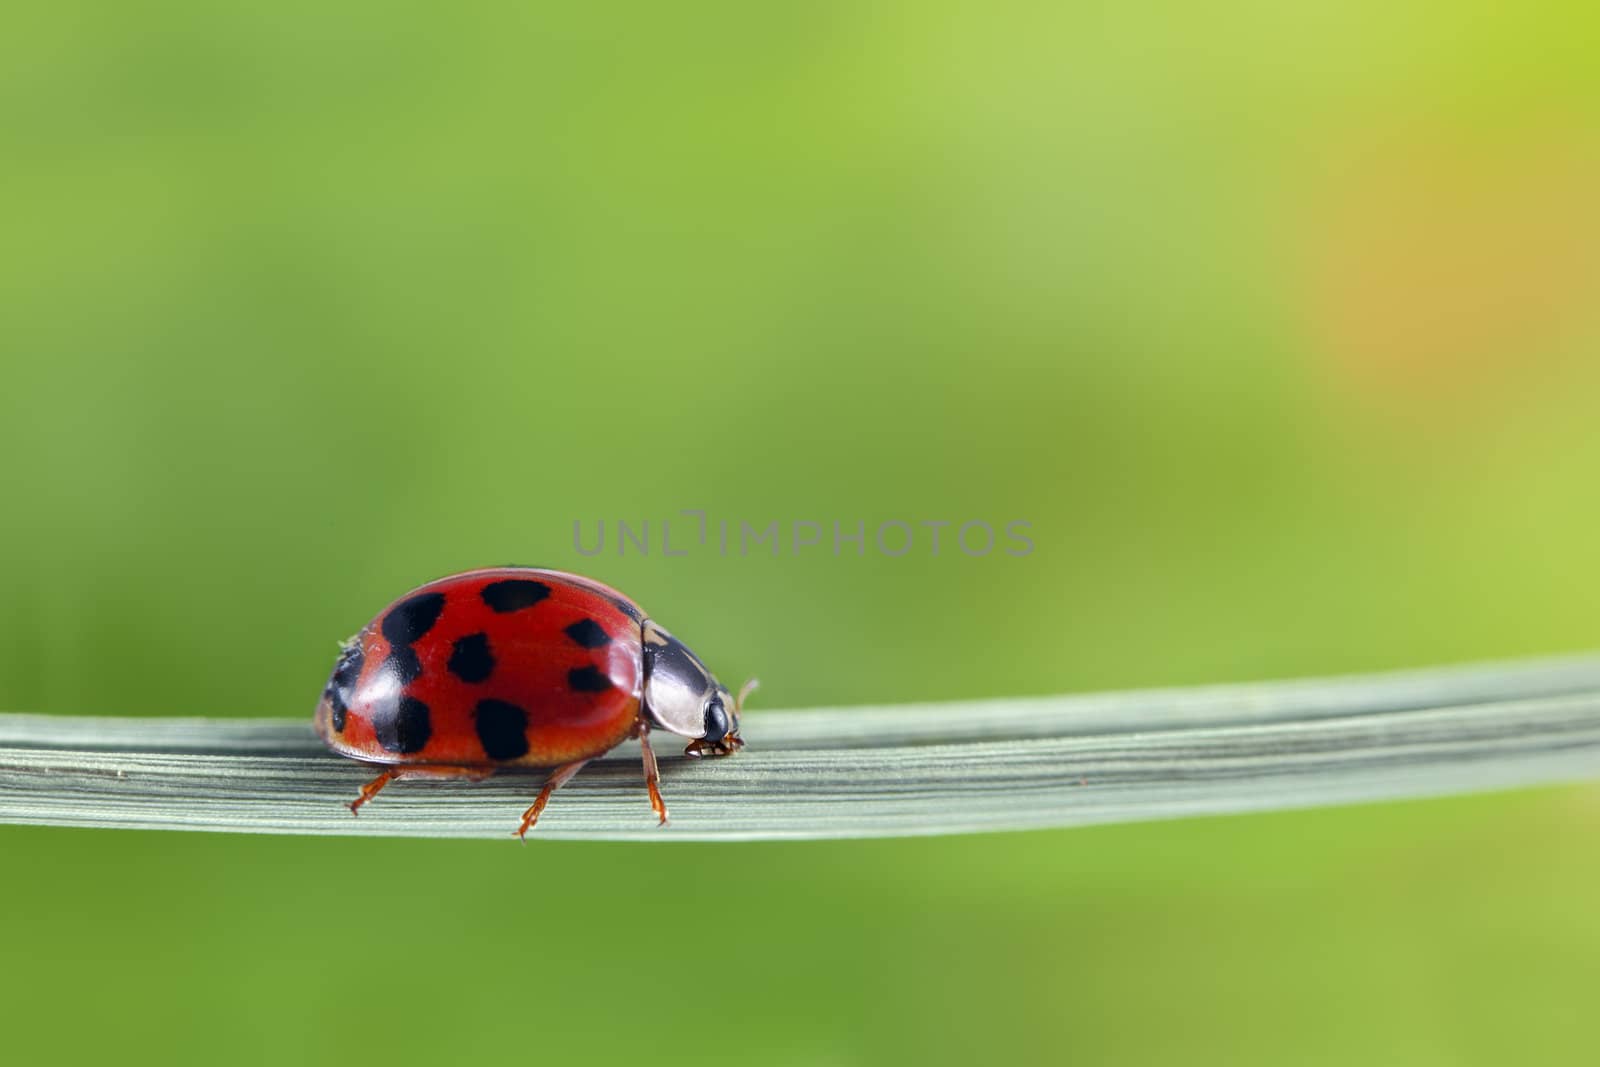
[563,619,611,649]
[372,695,433,754]
[474,699,531,761]
[606,595,643,623]
[385,646,423,685]
[325,644,364,732]
[330,643,364,693]
[567,665,613,693]
[481,578,551,613]
[381,592,447,646]
[448,632,495,683]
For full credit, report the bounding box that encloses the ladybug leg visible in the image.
[515,760,590,841]
[634,721,669,826]
[349,765,494,815]
[348,767,398,815]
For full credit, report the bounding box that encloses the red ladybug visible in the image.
[313,567,752,837]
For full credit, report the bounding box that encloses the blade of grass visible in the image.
[2,654,1598,841]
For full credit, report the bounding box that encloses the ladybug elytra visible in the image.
[314,567,751,837]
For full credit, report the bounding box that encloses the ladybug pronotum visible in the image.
[313,567,752,837]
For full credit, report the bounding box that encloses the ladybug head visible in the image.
[640,620,753,757]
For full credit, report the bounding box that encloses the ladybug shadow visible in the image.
[339,738,705,817]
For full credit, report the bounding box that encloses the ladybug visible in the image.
[313,567,752,837]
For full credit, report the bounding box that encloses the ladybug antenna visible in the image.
[736,677,760,715]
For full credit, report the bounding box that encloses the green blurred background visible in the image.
[3,3,1598,1064]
